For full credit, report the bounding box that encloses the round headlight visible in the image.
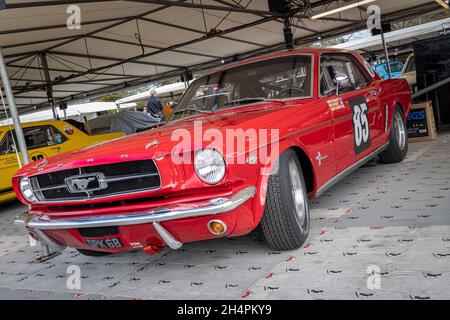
[194,149,226,184]
[19,178,36,203]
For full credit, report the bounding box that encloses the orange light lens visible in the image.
[208,221,225,235]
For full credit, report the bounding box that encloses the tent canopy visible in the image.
[0,0,444,119]
[332,16,450,56]
[0,101,137,125]
[115,79,192,104]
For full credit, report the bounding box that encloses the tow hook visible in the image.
[143,244,163,255]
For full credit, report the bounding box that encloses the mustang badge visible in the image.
[69,177,95,191]
[65,173,106,193]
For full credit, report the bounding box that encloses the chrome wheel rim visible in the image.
[394,111,406,150]
[288,159,306,225]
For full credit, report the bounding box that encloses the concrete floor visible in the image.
[0,133,449,300]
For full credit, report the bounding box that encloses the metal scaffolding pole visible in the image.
[380,21,392,79]
[39,53,58,120]
[0,46,30,165]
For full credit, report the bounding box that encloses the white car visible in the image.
[401,54,417,89]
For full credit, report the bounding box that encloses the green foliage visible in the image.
[99,94,123,102]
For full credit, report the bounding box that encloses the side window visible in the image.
[320,64,337,96]
[363,60,376,78]
[349,62,369,90]
[22,126,67,150]
[0,126,67,155]
[23,126,49,149]
[320,54,370,96]
[0,132,16,155]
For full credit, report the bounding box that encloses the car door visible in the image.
[0,131,20,195]
[7,125,68,164]
[0,125,68,198]
[320,53,382,173]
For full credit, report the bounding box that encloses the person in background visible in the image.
[146,89,163,119]
[162,99,177,120]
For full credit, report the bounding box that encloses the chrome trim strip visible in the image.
[33,186,162,203]
[153,222,183,249]
[385,104,389,132]
[31,161,162,203]
[316,143,389,198]
[103,173,159,183]
[33,173,159,192]
[33,184,66,192]
[22,186,256,230]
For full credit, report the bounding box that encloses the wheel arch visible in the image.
[290,146,315,196]
[253,141,316,226]
[385,99,406,135]
[394,101,406,116]
[390,101,408,134]
[389,88,410,119]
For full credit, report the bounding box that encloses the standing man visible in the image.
[147,89,163,119]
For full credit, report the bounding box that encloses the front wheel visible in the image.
[260,149,310,251]
[379,105,408,164]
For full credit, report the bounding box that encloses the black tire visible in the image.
[379,105,408,164]
[260,149,310,250]
[77,249,112,257]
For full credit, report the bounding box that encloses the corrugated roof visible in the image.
[0,0,443,118]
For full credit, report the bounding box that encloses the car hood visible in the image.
[18,101,306,176]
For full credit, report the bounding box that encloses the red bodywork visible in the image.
[13,49,411,253]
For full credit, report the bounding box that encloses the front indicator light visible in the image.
[208,220,227,235]
[19,177,36,203]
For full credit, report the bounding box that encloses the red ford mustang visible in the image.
[14,49,411,256]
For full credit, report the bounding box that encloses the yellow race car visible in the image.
[0,120,124,203]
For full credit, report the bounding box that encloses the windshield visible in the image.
[168,55,313,122]
[404,56,416,73]
[390,62,404,73]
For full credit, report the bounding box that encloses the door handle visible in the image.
[50,147,61,151]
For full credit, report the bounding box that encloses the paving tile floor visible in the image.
[0,133,449,300]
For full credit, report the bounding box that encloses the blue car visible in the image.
[373,61,404,79]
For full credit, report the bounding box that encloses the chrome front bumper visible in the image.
[15,186,256,250]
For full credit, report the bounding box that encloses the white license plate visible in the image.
[85,237,123,249]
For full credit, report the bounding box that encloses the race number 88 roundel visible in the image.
[348,96,371,155]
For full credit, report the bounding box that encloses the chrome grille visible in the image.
[30,160,161,202]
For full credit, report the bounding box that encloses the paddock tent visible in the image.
[0,0,445,119]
